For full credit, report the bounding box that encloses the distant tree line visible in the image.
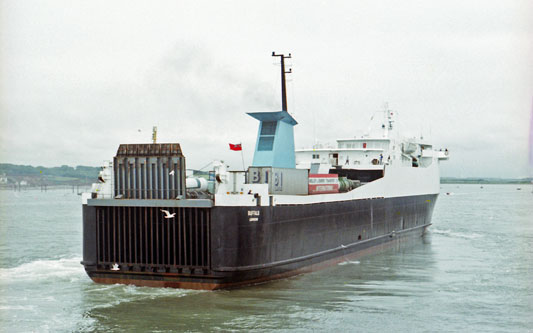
[0,163,100,181]
[441,177,533,184]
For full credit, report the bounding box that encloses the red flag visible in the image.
[229,143,242,151]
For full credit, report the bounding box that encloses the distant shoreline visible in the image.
[1,163,531,186]
[0,184,92,191]
[0,163,99,186]
[441,178,532,185]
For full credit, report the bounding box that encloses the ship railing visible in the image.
[112,187,187,200]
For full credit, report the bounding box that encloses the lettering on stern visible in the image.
[248,210,260,222]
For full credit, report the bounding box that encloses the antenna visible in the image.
[272,52,292,111]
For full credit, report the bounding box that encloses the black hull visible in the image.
[82,194,437,289]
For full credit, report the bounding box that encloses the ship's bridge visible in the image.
[296,137,392,171]
[336,138,390,149]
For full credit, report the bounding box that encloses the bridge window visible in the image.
[258,136,274,151]
[261,121,277,135]
[258,121,277,151]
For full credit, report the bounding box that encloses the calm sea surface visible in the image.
[1,184,532,332]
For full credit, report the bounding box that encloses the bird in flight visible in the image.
[161,209,176,218]
[169,170,175,176]
[111,263,120,271]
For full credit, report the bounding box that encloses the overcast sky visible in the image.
[1,1,532,178]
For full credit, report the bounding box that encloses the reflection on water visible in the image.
[1,184,532,332]
[79,236,436,332]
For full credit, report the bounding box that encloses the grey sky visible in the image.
[1,1,531,178]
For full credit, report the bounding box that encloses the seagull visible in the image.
[111,263,120,271]
[169,170,175,176]
[161,209,176,218]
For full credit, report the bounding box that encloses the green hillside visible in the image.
[0,163,100,186]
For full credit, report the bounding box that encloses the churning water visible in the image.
[1,184,532,332]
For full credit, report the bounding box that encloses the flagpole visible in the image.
[240,143,245,171]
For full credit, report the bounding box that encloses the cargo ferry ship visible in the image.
[81,53,449,289]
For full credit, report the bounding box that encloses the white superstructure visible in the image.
[84,108,449,208]
[213,108,449,207]
[296,109,446,171]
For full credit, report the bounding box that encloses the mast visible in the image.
[152,126,157,144]
[272,52,292,111]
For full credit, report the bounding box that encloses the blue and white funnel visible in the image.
[247,110,297,168]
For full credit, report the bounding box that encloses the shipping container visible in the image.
[247,167,308,195]
[308,174,339,194]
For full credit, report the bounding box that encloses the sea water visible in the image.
[0,184,532,332]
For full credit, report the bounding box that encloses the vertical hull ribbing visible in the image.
[82,194,437,289]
